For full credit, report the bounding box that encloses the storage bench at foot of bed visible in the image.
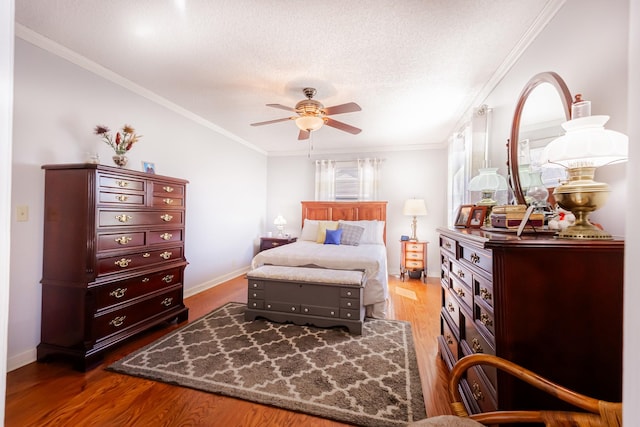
[245,265,365,334]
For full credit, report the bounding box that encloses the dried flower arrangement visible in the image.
[94,124,142,155]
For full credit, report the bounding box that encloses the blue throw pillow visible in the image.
[324,228,343,245]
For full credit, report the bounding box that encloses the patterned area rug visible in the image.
[108,302,427,426]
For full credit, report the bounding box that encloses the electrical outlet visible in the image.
[16,205,29,222]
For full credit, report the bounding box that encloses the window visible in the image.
[315,158,382,201]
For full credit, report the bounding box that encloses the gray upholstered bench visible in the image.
[245,265,365,334]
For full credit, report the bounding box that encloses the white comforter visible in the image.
[250,240,389,318]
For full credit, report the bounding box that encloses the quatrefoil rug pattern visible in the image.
[109,302,426,426]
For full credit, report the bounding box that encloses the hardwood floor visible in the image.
[5,274,452,426]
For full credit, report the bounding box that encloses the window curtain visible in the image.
[315,160,336,201]
[357,158,382,200]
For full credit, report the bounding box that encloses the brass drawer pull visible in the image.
[161,297,173,307]
[160,233,173,240]
[457,269,465,279]
[114,236,132,245]
[115,214,132,223]
[446,334,453,345]
[116,195,128,202]
[160,214,173,222]
[472,383,484,401]
[116,180,129,188]
[444,241,452,249]
[162,274,174,283]
[470,253,481,264]
[163,186,174,193]
[163,198,174,205]
[480,288,492,301]
[141,277,150,283]
[447,302,455,313]
[109,288,127,298]
[114,258,131,268]
[142,253,151,258]
[109,316,126,327]
[160,251,172,260]
[480,313,493,327]
[456,288,465,297]
[472,338,484,353]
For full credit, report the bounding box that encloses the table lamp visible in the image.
[273,215,287,237]
[403,199,427,241]
[544,115,628,239]
[468,168,508,226]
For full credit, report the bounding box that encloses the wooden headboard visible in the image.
[301,201,388,243]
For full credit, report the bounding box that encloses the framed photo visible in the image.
[142,161,156,174]
[454,204,473,228]
[468,206,487,228]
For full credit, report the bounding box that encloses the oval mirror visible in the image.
[508,72,572,205]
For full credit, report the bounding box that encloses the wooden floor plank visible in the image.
[5,274,451,426]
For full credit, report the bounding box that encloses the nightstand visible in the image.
[400,240,428,281]
[259,236,297,252]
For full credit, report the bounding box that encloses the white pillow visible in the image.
[339,220,385,244]
[300,219,319,241]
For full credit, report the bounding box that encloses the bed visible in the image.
[248,201,389,325]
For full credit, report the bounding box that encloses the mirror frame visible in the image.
[508,71,572,204]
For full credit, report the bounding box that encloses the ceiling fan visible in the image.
[250,87,362,140]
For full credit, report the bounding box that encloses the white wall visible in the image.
[624,0,639,423]
[266,148,448,278]
[483,0,629,237]
[8,38,268,370]
[1,0,15,421]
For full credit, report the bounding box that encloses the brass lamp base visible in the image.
[553,166,611,240]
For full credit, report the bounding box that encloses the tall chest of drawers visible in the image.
[437,227,623,415]
[38,164,189,369]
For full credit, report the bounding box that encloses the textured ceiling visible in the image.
[15,0,563,156]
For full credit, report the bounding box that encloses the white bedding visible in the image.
[250,240,389,318]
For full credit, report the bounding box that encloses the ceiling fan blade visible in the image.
[323,102,361,116]
[266,104,297,112]
[324,117,362,135]
[250,117,293,126]
[298,129,310,140]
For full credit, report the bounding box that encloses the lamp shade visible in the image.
[544,115,628,167]
[273,215,287,226]
[468,168,508,192]
[295,115,324,132]
[403,199,427,216]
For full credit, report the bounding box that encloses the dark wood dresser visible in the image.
[437,227,623,414]
[38,164,189,370]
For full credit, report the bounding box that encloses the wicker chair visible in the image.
[448,354,622,426]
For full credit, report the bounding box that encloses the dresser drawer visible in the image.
[442,315,459,364]
[463,317,496,390]
[405,260,424,269]
[99,210,185,227]
[340,308,361,320]
[97,246,184,275]
[464,366,498,414]
[440,235,456,255]
[340,288,360,299]
[151,181,185,197]
[460,244,492,276]
[248,288,265,300]
[248,299,264,310]
[340,298,359,309]
[98,191,145,206]
[93,267,183,310]
[248,279,265,290]
[94,287,183,341]
[405,242,425,252]
[301,305,339,317]
[475,303,495,337]
[450,260,472,288]
[147,229,184,245]
[97,231,146,251]
[474,275,494,309]
[442,288,461,329]
[451,276,473,310]
[98,174,145,192]
[152,196,185,208]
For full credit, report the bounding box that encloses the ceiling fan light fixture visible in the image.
[295,115,324,132]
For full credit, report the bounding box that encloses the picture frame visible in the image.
[142,161,156,174]
[468,206,487,228]
[454,204,473,228]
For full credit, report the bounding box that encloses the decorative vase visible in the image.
[112,154,128,167]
